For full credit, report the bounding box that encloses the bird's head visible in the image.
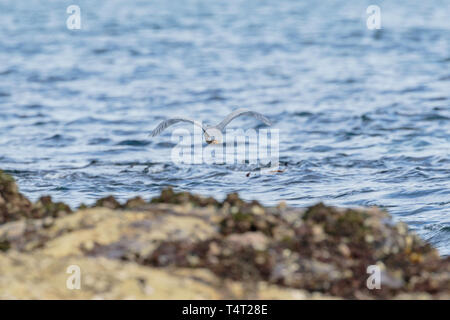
[204,127,222,144]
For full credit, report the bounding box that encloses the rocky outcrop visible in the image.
[0,170,448,299]
[0,170,71,224]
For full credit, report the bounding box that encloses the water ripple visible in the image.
[0,0,449,255]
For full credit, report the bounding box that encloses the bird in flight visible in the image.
[150,108,272,144]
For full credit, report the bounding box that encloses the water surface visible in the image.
[0,0,449,254]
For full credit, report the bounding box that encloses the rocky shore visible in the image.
[0,169,448,299]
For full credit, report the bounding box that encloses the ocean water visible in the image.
[0,0,449,254]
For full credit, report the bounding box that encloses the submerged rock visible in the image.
[0,178,448,299]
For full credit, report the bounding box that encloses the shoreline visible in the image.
[1,169,449,299]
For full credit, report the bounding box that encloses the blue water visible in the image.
[0,0,449,254]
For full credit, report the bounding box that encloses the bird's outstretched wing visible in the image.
[150,118,206,137]
[215,109,272,131]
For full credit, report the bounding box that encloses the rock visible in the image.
[124,196,147,209]
[226,232,269,251]
[0,170,33,224]
[0,180,448,299]
[0,171,71,224]
[32,195,72,219]
[94,196,122,209]
[150,187,219,207]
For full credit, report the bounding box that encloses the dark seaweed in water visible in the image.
[0,1,449,254]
